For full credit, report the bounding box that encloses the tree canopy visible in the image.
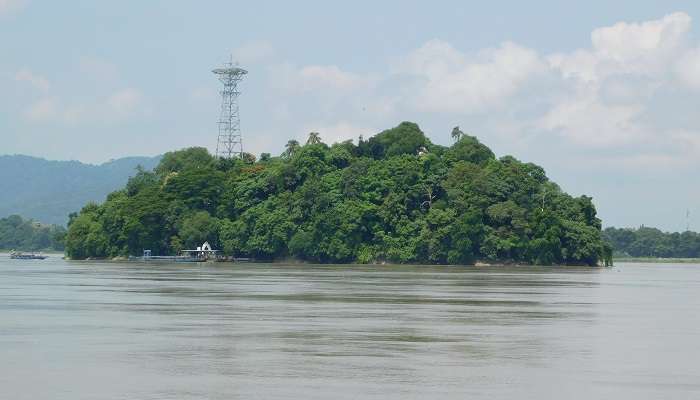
[0,214,66,251]
[604,226,700,258]
[64,122,611,266]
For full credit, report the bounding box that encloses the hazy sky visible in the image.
[2,0,700,231]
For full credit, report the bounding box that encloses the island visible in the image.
[64,122,612,266]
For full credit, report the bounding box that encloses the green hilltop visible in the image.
[65,122,612,266]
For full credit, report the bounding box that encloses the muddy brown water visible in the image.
[1,256,699,399]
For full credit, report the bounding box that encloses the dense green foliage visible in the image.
[0,215,66,251]
[0,154,161,225]
[604,226,700,258]
[65,122,611,265]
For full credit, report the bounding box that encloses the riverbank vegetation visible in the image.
[604,226,700,258]
[64,122,612,266]
[0,214,66,251]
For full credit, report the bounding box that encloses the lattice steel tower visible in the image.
[213,60,247,159]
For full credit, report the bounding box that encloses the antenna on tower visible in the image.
[686,209,691,232]
[213,59,247,159]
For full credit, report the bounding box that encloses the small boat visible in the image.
[10,250,48,260]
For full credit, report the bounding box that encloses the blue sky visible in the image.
[2,0,700,231]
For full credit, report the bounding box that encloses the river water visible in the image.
[1,256,699,399]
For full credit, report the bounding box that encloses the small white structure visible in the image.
[182,241,220,261]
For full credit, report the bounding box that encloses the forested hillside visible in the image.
[604,226,700,258]
[0,155,161,225]
[65,122,612,265]
[0,215,66,251]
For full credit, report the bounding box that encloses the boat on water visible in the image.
[10,250,48,260]
[129,241,221,263]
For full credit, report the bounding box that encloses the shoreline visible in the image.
[613,257,700,263]
[0,249,64,255]
[14,252,700,265]
[60,256,611,268]
[6,253,700,268]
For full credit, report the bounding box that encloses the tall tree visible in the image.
[451,126,464,142]
[306,132,322,145]
[284,140,300,158]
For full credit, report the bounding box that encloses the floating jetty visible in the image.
[130,242,221,263]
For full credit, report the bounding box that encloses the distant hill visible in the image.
[0,154,161,225]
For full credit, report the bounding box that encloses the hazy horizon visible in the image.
[2,1,700,231]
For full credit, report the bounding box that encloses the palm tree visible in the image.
[306,131,322,145]
[284,139,300,158]
[451,126,464,143]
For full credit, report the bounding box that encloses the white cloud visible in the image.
[262,13,700,163]
[62,104,88,124]
[297,65,373,92]
[270,63,374,94]
[537,89,647,147]
[592,12,690,62]
[16,60,146,125]
[547,50,599,83]
[549,12,691,82]
[24,97,58,121]
[252,12,700,172]
[23,87,146,124]
[232,40,275,65]
[300,121,376,144]
[396,40,545,113]
[15,68,50,92]
[265,12,700,160]
[530,11,700,165]
[78,56,119,82]
[107,87,143,116]
[676,47,700,89]
[398,39,468,79]
[594,152,690,172]
[0,0,25,16]
[588,129,700,171]
[189,86,216,103]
